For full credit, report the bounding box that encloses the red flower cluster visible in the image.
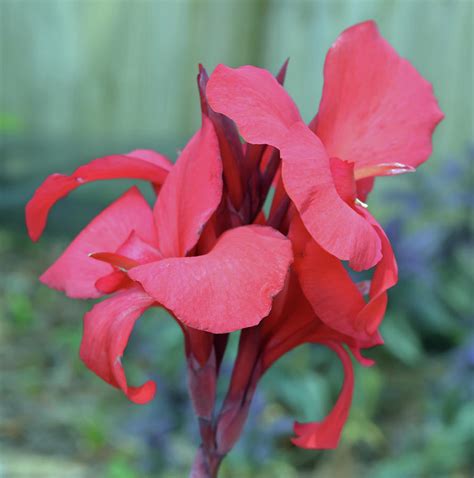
[27,20,443,469]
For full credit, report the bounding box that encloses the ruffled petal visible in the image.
[79,287,156,404]
[315,21,444,172]
[206,64,301,148]
[292,341,354,449]
[26,150,171,241]
[154,116,223,258]
[129,225,293,333]
[281,123,381,270]
[41,187,157,299]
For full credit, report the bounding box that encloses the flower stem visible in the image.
[190,445,223,478]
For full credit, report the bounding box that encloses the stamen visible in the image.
[355,198,368,208]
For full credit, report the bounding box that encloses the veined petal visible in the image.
[154,116,223,258]
[282,123,381,270]
[79,287,156,404]
[41,187,157,299]
[206,64,301,148]
[129,225,293,333]
[26,150,171,241]
[315,21,444,172]
[292,341,354,449]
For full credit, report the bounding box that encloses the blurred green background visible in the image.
[1,0,473,477]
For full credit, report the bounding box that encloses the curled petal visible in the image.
[315,20,444,172]
[26,150,171,241]
[130,225,293,333]
[292,341,354,449]
[282,123,381,270]
[41,187,157,299]
[80,287,156,404]
[207,64,301,148]
[154,116,223,257]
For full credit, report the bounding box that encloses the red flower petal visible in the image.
[154,116,223,258]
[315,21,444,172]
[281,123,381,270]
[129,225,293,333]
[290,214,397,339]
[206,64,301,148]
[292,341,354,449]
[26,150,171,241]
[79,287,156,404]
[41,187,157,299]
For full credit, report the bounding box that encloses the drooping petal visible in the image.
[292,341,354,449]
[129,225,293,333]
[41,187,157,299]
[315,20,444,172]
[282,123,381,270]
[154,116,223,258]
[79,287,156,404]
[206,64,301,148]
[26,150,172,241]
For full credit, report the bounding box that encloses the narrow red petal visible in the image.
[26,150,171,241]
[315,21,444,172]
[79,287,156,404]
[206,64,301,148]
[292,341,354,449]
[154,116,223,258]
[41,187,157,299]
[129,225,293,333]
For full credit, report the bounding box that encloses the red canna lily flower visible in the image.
[27,20,443,477]
[206,20,444,271]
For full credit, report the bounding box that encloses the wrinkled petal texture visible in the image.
[292,341,354,449]
[154,116,223,258]
[315,21,444,171]
[79,287,156,404]
[41,187,157,299]
[206,64,301,148]
[130,225,293,333]
[282,123,381,270]
[26,150,172,241]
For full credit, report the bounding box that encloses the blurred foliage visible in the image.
[1,0,473,477]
